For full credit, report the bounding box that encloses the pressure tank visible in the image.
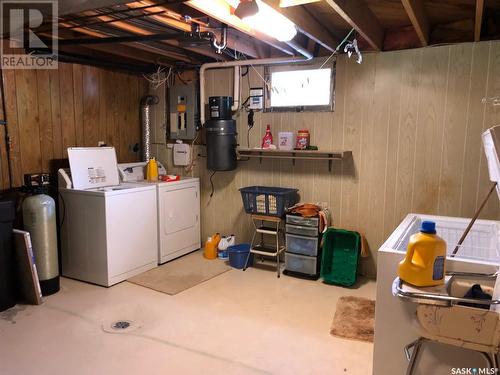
[23,193,59,296]
[205,96,237,171]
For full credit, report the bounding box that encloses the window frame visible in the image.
[263,59,336,113]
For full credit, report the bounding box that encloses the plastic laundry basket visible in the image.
[228,244,253,269]
[321,228,361,286]
[239,186,299,217]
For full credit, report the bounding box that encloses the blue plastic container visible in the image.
[228,244,253,269]
[239,186,299,217]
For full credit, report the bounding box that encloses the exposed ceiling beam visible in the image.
[279,0,321,6]
[58,22,194,63]
[83,11,225,61]
[323,0,384,51]
[126,1,261,58]
[401,0,430,46]
[475,0,485,42]
[262,0,337,52]
[58,1,134,16]
[59,44,167,66]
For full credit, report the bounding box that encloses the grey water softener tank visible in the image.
[205,96,237,171]
[22,182,59,296]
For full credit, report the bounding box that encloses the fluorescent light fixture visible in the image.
[229,0,297,42]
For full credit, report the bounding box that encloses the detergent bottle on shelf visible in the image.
[204,233,220,260]
[262,124,273,149]
[398,221,447,287]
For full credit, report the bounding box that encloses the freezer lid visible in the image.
[482,125,500,201]
[67,147,120,190]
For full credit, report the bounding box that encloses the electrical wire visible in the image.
[319,28,356,69]
[247,127,251,148]
[209,170,216,198]
[143,66,173,89]
[184,129,199,175]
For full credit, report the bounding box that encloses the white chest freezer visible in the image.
[373,125,500,374]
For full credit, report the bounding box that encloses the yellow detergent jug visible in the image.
[398,221,447,287]
[146,157,158,182]
[204,233,221,260]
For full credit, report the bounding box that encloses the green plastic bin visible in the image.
[320,228,361,286]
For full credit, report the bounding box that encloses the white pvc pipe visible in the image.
[231,66,240,112]
[200,56,308,125]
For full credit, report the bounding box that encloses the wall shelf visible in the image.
[236,148,351,172]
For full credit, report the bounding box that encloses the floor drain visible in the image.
[111,320,131,330]
[102,319,141,334]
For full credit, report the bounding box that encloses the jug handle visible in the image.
[403,242,417,265]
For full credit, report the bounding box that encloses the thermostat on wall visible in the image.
[249,87,264,110]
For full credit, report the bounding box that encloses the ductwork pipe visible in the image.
[231,66,240,112]
[200,55,311,126]
[140,95,159,162]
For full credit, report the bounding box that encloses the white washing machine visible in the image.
[118,162,201,264]
[58,147,158,287]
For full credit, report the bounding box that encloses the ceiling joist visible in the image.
[58,22,194,63]
[262,0,338,52]
[401,0,430,46]
[83,11,225,61]
[323,0,384,51]
[475,0,485,42]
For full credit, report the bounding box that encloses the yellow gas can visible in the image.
[398,221,447,287]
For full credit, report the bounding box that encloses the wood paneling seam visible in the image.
[436,46,452,213]
[473,42,492,211]
[458,44,476,215]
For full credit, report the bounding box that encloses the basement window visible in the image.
[264,61,335,112]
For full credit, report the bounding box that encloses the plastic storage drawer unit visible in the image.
[285,253,319,276]
[286,224,318,237]
[286,215,319,227]
[285,233,319,256]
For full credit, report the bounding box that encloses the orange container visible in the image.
[204,233,221,259]
[295,130,310,150]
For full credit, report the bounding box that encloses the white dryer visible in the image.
[59,148,158,287]
[118,162,201,264]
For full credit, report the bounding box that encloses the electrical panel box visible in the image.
[249,87,264,110]
[169,81,198,140]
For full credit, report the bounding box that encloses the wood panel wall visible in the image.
[152,41,500,276]
[0,63,147,188]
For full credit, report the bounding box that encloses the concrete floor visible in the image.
[0,265,376,375]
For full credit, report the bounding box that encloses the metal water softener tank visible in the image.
[23,192,59,296]
[205,96,237,171]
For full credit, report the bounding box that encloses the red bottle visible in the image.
[262,124,273,149]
